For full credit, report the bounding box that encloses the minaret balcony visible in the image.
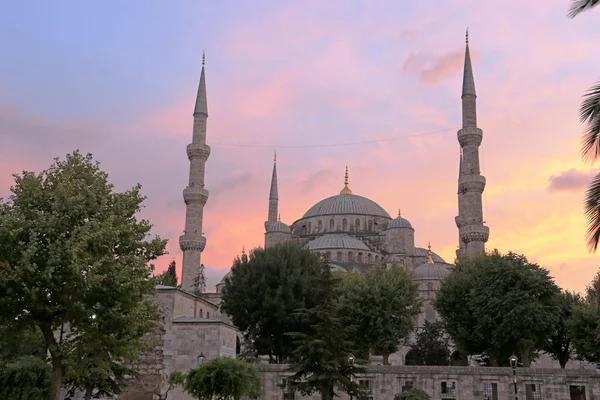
[459,225,489,244]
[458,174,486,194]
[179,233,206,252]
[187,143,211,160]
[183,186,209,205]
[457,126,482,147]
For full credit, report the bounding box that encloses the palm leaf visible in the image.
[584,172,600,251]
[580,82,600,162]
[568,0,600,18]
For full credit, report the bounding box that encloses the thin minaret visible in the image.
[455,30,489,260]
[265,151,278,229]
[179,52,211,293]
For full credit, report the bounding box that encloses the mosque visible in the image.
[180,33,490,325]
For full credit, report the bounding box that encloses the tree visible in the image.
[0,151,167,400]
[0,356,51,400]
[220,242,324,363]
[157,259,179,287]
[568,270,600,363]
[286,263,366,400]
[183,357,261,400]
[394,388,430,400]
[404,321,450,366]
[435,251,561,366]
[544,291,582,368]
[566,0,600,250]
[336,264,420,364]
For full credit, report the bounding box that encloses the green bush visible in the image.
[0,356,50,400]
[184,357,261,400]
[394,388,430,400]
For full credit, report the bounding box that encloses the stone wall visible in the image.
[258,364,600,400]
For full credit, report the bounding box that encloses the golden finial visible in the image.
[465,28,469,45]
[427,242,434,264]
[242,246,245,254]
[202,51,206,67]
[278,214,281,222]
[398,209,401,218]
[274,150,276,163]
[340,166,353,195]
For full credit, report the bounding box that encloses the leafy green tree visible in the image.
[337,264,420,364]
[435,251,561,366]
[183,357,261,400]
[544,290,582,368]
[0,151,166,400]
[0,356,51,400]
[566,0,600,250]
[568,270,600,363]
[157,259,179,287]
[405,321,450,366]
[287,263,365,400]
[394,388,430,400]
[221,242,324,363]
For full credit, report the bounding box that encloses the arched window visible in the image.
[355,219,360,231]
[301,225,307,235]
[427,282,434,291]
[337,252,342,261]
[357,252,363,263]
[348,252,354,262]
[207,312,210,319]
[308,221,312,233]
[325,251,331,260]
[330,219,334,231]
[375,255,379,262]
[342,218,348,231]
[367,253,372,263]
[368,219,373,231]
[318,220,323,232]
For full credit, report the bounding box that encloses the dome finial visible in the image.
[340,166,353,195]
[278,213,281,222]
[202,51,206,67]
[274,150,276,163]
[465,27,469,44]
[398,209,401,218]
[427,242,434,264]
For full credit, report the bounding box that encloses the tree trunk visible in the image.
[382,352,390,365]
[84,385,94,400]
[559,353,568,369]
[50,355,63,400]
[521,351,531,367]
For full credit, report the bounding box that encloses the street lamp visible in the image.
[198,352,206,365]
[348,354,355,400]
[509,354,518,400]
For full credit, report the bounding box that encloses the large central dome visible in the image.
[302,194,391,219]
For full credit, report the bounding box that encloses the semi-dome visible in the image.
[266,221,291,233]
[412,262,452,281]
[306,234,370,251]
[387,209,413,229]
[302,194,390,219]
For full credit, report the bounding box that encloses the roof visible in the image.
[306,234,371,251]
[415,247,446,263]
[412,262,453,281]
[266,221,291,233]
[387,217,413,229]
[302,194,391,219]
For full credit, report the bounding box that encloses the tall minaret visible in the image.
[455,30,489,260]
[265,152,278,229]
[179,52,210,293]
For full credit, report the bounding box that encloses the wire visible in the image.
[210,127,458,148]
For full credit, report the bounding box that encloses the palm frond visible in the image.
[584,172,600,252]
[580,82,600,162]
[568,0,600,18]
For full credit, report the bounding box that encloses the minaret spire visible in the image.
[455,31,489,260]
[266,152,279,227]
[180,55,211,293]
[340,166,353,195]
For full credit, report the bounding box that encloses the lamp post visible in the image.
[348,354,355,400]
[509,354,518,400]
[198,352,206,365]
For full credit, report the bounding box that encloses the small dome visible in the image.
[266,221,291,233]
[387,217,413,229]
[306,234,370,251]
[415,247,446,263]
[412,262,452,281]
[219,270,232,284]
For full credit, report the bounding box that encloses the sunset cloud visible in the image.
[548,168,597,192]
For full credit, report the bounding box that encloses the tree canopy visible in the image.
[156,259,179,287]
[435,250,561,366]
[0,151,166,400]
[336,264,420,364]
[568,270,600,363]
[544,291,582,368]
[220,242,324,363]
[183,357,261,400]
[404,321,450,366]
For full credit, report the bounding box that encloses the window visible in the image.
[357,252,363,263]
[355,219,360,230]
[318,220,322,232]
[358,380,373,400]
[482,382,498,400]
[570,385,586,400]
[301,225,307,235]
[308,222,312,233]
[525,384,541,400]
[330,219,334,231]
[367,254,372,263]
[337,251,342,261]
[375,255,379,262]
[368,219,373,231]
[342,218,348,231]
[325,252,331,261]
[401,380,414,392]
[206,312,210,319]
[441,381,456,399]
[348,252,354,262]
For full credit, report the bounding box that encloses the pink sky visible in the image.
[1,0,599,292]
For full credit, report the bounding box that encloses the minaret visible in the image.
[179,52,210,293]
[265,152,278,229]
[455,30,489,260]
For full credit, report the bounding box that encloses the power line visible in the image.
[210,127,458,149]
